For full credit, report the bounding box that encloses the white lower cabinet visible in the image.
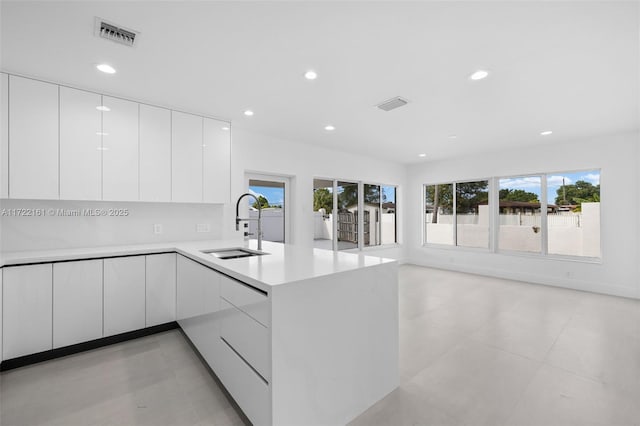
[220,296,270,381]
[145,253,177,327]
[0,269,3,362]
[53,260,103,348]
[103,256,146,336]
[2,264,53,360]
[176,255,220,321]
[177,255,272,425]
[217,335,271,426]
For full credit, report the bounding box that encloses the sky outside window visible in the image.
[500,170,600,204]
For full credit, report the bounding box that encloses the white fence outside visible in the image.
[427,213,581,227]
[425,202,600,257]
[313,211,396,246]
[249,209,284,242]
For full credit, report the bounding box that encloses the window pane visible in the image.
[456,180,489,248]
[337,181,358,250]
[547,170,600,257]
[425,183,454,245]
[363,184,381,246]
[313,179,334,250]
[498,176,542,253]
[381,186,397,244]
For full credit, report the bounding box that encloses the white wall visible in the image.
[407,132,640,299]
[223,127,407,260]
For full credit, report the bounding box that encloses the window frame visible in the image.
[422,178,492,251]
[314,177,400,252]
[422,169,602,263]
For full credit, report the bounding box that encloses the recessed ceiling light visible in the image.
[448,134,457,139]
[324,125,335,131]
[540,130,553,136]
[221,126,230,131]
[244,110,254,116]
[96,106,110,112]
[469,69,489,81]
[304,70,318,80]
[96,132,109,136]
[418,153,427,157]
[96,64,116,74]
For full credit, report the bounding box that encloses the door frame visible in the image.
[245,172,292,244]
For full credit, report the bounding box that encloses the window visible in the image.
[313,179,398,250]
[547,170,600,257]
[423,170,601,259]
[381,185,397,244]
[313,179,334,250]
[248,175,288,243]
[498,176,542,253]
[456,180,489,248]
[424,181,489,248]
[424,183,454,245]
[363,184,397,247]
[337,181,358,250]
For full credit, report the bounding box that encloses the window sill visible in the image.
[420,244,602,264]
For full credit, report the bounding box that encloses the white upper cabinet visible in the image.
[9,75,59,199]
[59,87,102,200]
[203,118,231,204]
[0,73,8,198]
[102,96,139,201]
[2,75,231,204]
[139,104,171,202]
[172,111,203,203]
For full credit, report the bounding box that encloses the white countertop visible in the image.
[0,239,396,291]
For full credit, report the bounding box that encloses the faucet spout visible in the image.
[235,193,263,251]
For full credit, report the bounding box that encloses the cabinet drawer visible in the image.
[217,335,271,426]
[220,275,269,327]
[220,298,270,381]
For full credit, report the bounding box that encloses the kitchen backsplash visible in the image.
[0,199,224,251]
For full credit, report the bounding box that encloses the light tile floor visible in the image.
[1,265,639,426]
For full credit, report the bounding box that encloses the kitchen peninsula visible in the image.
[0,239,399,426]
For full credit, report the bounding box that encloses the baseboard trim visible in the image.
[406,258,639,299]
[0,322,179,372]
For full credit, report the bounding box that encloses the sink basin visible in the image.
[202,247,268,260]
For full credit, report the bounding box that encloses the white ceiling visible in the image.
[1,1,638,164]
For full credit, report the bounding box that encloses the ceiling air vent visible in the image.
[95,18,138,47]
[376,96,409,112]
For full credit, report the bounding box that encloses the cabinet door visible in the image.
[171,111,203,203]
[0,268,3,362]
[146,253,176,327]
[176,256,220,320]
[0,73,8,199]
[102,97,139,201]
[9,76,59,199]
[53,260,103,348]
[176,255,221,369]
[2,264,53,359]
[139,104,171,202]
[59,87,102,200]
[203,118,231,204]
[103,256,145,336]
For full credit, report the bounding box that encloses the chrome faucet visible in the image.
[235,193,263,251]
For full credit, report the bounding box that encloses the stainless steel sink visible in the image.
[201,248,268,260]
